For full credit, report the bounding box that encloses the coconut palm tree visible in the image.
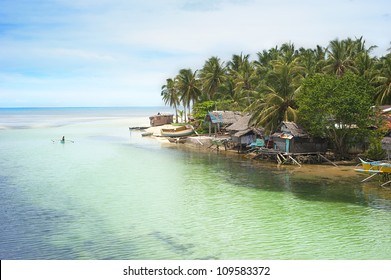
[176,68,201,122]
[227,54,259,108]
[298,46,326,77]
[161,78,179,123]
[356,52,376,81]
[247,57,304,133]
[374,55,391,104]
[198,56,227,101]
[323,38,357,76]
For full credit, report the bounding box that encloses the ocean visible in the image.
[1,107,391,260]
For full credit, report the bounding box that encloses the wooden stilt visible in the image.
[276,154,282,164]
[279,153,287,162]
[361,173,379,182]
[318,153,338,167]
[381,180,391,187]
[289,155,302,167]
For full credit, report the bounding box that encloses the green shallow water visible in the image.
[1,108,391,259]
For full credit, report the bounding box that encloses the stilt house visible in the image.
[204,111,242,136]
[226,114,264,148]
[271,121,327,154]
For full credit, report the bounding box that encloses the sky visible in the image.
[0,0,390,107]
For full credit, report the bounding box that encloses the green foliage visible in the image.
[192,101,216,120]
[215,100,234,111]
[297,72,375,157]
[161,36,391,137]
[365,136,386,160]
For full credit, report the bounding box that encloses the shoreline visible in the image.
[139,125,389,189]
[161,135,363,181]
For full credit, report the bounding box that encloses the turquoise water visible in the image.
[1,107,391,260]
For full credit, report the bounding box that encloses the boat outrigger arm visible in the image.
[355,158,391,185]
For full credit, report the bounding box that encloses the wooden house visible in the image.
[226,115,264,148]
[382,133,391,160]
[149,113,173,127]
[271,122,327,154]
[204,111,242,136]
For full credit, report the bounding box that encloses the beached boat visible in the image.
[161,125,194,137]
[141,132,153,137]
[167,136,188,144]
[355,158,391,174]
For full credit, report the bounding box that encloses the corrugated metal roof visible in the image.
[207,111,241,124]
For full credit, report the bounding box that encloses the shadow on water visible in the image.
[149,231,194,255]
[148,231,219,260]
[0,175,75,259]
[174,148,391,212]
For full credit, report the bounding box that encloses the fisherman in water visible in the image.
[61,136,65,143]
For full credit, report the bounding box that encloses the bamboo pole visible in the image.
[289,155,302,167]
[361,173,379,182]
[318,153,338,167]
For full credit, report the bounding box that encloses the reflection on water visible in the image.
[0,108,391,260]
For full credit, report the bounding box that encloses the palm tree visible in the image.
[356,52,376,81]
[374,55,391,104]
[176,69,201,122]
[323,38,357,76]
[298,46,326,77]
[198,56,227,101]
[247,57,304,133]
[161,78,179,123]
[227,53,250,73]
[279,42,298,64]
[227,54,258,108]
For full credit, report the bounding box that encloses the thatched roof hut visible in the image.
[271,121,326,154]
[226,114,251,131]
[204,111,242,135]
[278,121,309,138]
[226,114,264,147]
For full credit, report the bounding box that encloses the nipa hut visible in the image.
[226,115,264,149]
[204,111,242,136]
[271,121,327,154]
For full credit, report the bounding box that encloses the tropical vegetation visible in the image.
[161,37,391,158]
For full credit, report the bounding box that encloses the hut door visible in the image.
[285,139,290,153]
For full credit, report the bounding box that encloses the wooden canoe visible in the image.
[160,126,194,137]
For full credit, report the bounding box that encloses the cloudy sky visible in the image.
[1,0,390,107]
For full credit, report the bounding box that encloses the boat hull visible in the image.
[161,129,194,137]
[356,158,391,173]
[160,126,194,137]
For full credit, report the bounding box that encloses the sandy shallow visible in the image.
[163,137,367,181]
[142,127,390,189]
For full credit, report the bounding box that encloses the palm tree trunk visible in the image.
[183,104,187,123]
[174,105,178,123]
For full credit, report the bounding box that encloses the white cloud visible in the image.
[0,0,390,107]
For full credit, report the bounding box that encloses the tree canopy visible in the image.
[160,36,391,157]
[297,72,375,158]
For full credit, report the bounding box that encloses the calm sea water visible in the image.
[1,107,391,260]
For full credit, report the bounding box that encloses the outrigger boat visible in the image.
[355,158,391,186]
[355,158,391,173]
[160,125,194,137]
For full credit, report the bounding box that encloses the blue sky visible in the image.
[1,0,390,107]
